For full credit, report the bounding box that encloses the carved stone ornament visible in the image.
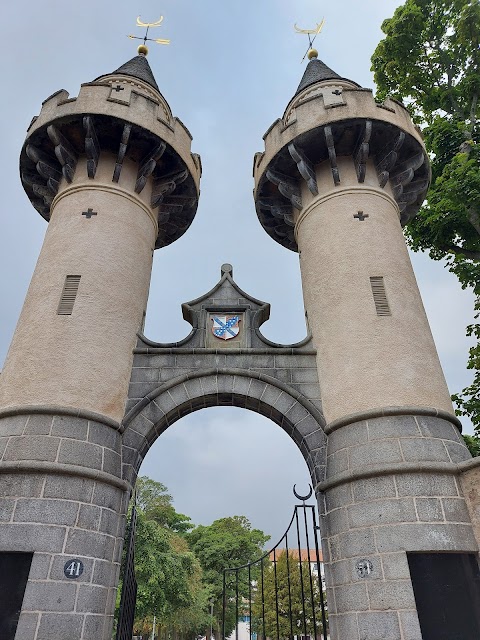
[324,126,340,185]
[113,124,132,183]
[288,143,318,195]
[375,132,406,188]
[47,124,78,183]
[266,168,302,210]
[354,120,372,183]
[135,142,167,194]
[83,116,100,179]
[151,169,188,208]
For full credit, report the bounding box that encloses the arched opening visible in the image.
[121,390,328,640]
[121,371,327,492]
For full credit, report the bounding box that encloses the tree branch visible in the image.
[470,94,478,130]
[468,207,480,237]
[439,242,480,261]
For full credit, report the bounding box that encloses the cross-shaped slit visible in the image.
[354,211,369,221]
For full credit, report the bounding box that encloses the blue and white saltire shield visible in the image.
[212,315,241,340]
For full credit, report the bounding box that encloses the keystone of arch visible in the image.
[121,368,327,487]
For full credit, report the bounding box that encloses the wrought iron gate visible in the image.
[116,499,138,640]
[222,486,328,640]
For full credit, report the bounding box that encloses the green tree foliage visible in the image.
[251,552,324,639]
[463,433,480,456]
[116,477,204,638]
[132,509,197,633]
[136,475,193,533]
[187,516,270,637]
[371,0,480,427]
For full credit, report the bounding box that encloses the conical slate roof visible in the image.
[96,54,160,92]
[295,57,360,95]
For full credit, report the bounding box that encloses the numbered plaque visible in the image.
[64,559,84,579]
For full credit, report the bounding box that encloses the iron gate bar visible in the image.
[273,546,280,640]
[260,557,266,640]
[222,569,227,640]
[294,508,308,640]
[285,533,294,640]
[249,565,252,640]
[312,506,328,634]
[221,486,328,640]
[115,497,138,640]
[303,506,317,637]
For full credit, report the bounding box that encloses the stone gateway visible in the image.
[0,45,480,640]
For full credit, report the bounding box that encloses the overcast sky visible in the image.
[0,1,475,543]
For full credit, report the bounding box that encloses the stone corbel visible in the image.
[288,143,318,195]
[258,198,295,226]
[151,169,188,208]
[135,142,166,194]
[47,124,78,183]
[396,177,429,211]
[324,126,340,185]
[25,145,62,194]
[113,124,132,183]
[157,196,196,222]
[354,120,372,183]
[266,169,302,210]
[83,116,100,179]
[375,131,406,188]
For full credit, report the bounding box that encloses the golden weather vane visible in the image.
[128,16,170,55]
[294,19,325,62]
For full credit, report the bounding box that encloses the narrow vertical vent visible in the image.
[370,276,391,316]
[57,275,81,315]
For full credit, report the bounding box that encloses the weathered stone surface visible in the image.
[357,611,401,639]
[395,473,458,498]
[352,476,397,503]
[348,498,416,529]
[23,580,77,612]
[52,415,89,439]
[13,612,39,640]
[24,414,53,435]
[3,435,60,461]
[367,415,420,440]
[0,415,28,436]
[366,580,416,610]
[36,613,83,640]
[14,498,79,526]
[398,610,422,640]
[334,582,369,612]
[414,497,444,522]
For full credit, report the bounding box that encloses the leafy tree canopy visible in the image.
[136,475,193,534]
[371,0,480,427]
[187,516,270,636]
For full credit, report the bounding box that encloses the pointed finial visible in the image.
[127,15,171,54]
[294,19,325,62]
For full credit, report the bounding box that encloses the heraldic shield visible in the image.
[211,315,241,340]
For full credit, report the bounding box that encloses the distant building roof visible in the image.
[269,549,323,563]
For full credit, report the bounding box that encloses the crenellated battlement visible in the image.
[21,72,202,249]
[253,80,429,252]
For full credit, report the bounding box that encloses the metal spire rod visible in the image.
[294,19,325,61]
[127,16,170,47]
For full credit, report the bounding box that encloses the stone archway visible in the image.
[121,368,327,490]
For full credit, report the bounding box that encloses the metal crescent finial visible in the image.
[294,19,325,35]
[136,16,164,28]
[293,484,313,501]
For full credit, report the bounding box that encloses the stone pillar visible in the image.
[254,55,478,639]
[0,53,200,640]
